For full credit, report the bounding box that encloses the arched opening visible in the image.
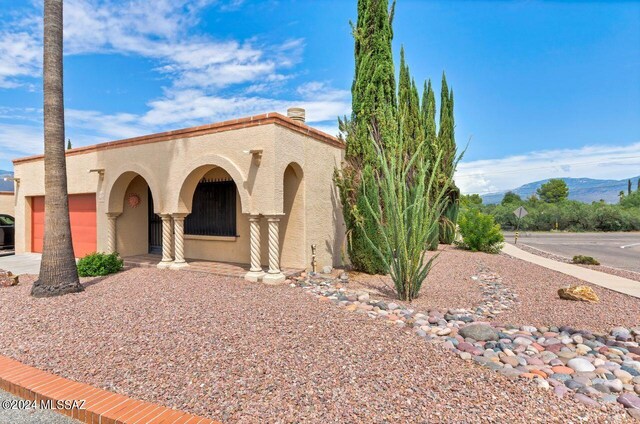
[280,163,305,268]
[178,165,250,263]
[108,173,160,257]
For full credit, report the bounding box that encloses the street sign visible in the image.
[513,206,528,219]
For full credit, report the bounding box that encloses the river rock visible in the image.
[567,358,596,373]
[459,324,499,341]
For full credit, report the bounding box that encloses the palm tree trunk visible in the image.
[31,0,83,298]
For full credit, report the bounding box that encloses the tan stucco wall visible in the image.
[117,176,149,257]
[0,192,14,217]
[12,119,345,269]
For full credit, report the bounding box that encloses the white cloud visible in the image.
[0,31,41,88]
[456,142,640,194]
[0,123,43,157]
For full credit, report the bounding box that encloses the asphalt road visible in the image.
[0,389,78,424]
[504,232,640,273]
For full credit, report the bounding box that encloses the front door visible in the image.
[148,188,162,254]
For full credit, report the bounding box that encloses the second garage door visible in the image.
[31,193,97,257]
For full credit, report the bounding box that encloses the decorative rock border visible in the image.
[290,267,639,419]
[0,355,219,424]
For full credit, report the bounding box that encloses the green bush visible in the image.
[77,252,124,277]
[456,209,504,253]
[572,255,600,265]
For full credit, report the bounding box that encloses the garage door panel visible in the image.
[31,194,97,257]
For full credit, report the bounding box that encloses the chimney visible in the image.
[287,107,306,123]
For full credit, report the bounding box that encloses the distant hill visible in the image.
[482,176,640,204]
[0,170,14,192]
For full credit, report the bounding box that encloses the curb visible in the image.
[0,355,220,424]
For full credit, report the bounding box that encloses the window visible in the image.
[185,179,237,237]
[0,215,14,226]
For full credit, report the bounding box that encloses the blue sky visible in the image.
[0,0,639,194]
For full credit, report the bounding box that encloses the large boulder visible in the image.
[459,324,499,341]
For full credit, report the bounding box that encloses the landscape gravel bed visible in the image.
[0,266,631,423]
[492,251,640,330]
[298,267,640,420]
[347,247,484,311]
[518,243,640,283]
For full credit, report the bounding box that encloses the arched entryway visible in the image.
[280,163,305,268]
[107,172,161,257]
[176,165,249,264]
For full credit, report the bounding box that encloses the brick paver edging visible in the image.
[0,355,220,424]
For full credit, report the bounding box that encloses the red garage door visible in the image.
[31,193,97,257]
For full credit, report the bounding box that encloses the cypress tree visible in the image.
[337,0,397,274]
[421,79,437,148]
[398,47,423,157]
[66,139,71,150]
[347,0,397,163]
[628,179,632,196]
[435,73,460,245]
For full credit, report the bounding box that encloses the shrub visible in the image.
[572,255,600,265]
[357,126,451,301]
[77,252,124,277]
[456,209,504,253]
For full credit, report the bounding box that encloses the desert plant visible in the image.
[356,125,452,301]
[572,255,600,265]
[77,252,124,277]
[456,209,504,253]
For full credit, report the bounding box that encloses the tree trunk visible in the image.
[31,0,83,298]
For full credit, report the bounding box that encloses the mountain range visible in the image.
[481,176,640,204]
[0,170,14,192]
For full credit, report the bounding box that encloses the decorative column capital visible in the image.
[171,213,189,220]
[264,214,284,222]
[106,212,121,219]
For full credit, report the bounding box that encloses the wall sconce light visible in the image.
[2,176,19,184]
[243,149,263,166]
[88,168,105,177]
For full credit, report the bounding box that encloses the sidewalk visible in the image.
[0,253,41,275]
[502,243,640,299]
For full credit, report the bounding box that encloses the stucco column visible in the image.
[262,215,286,284]
[244,215,265,282]
[169,214,189,270]
[106,212,120,254]
[157,214,173,269]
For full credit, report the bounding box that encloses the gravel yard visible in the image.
[0,264,632,423]
[349,247,640,332]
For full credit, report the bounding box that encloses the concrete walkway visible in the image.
[503,243,640,299]
[0,253,41,275]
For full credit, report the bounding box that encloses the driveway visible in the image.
[0,253,41,275]
[504,231,640,272]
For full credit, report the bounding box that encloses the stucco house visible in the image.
[10,109,345,283]
[0,192,13,217]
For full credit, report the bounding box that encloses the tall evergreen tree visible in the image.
[337,0,397,274]
[398,47,423,157]
[629,179,632,196]
[421,79,437,148]
[346,0,397,163]
[435,73,460,245]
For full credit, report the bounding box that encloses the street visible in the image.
[504,232,640,273]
